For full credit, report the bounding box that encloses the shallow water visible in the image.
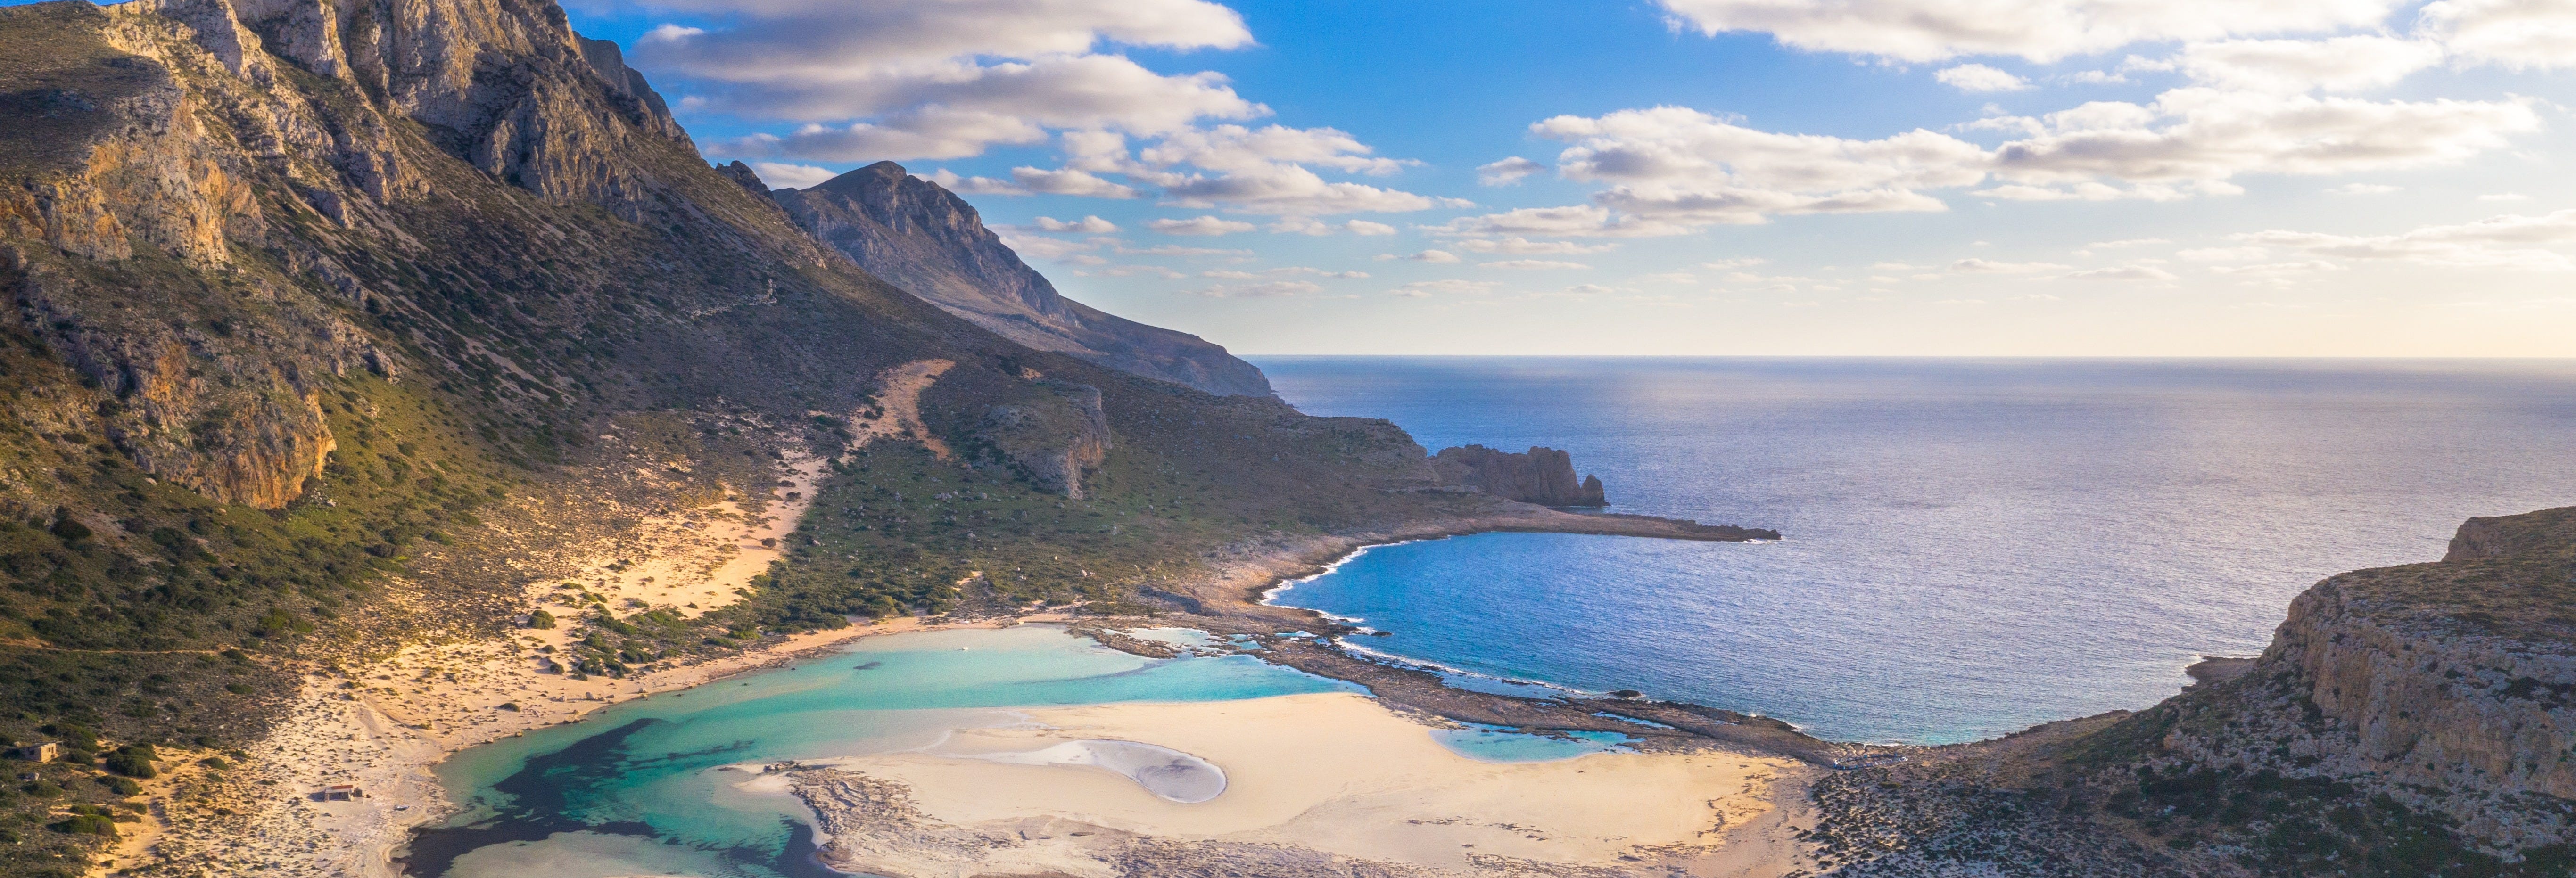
[1256,357,2576,744]
[410,626,1358,878]
[1432,723,1633,763]
[412,624,1614,877]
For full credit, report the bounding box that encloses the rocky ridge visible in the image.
[772,161,1275,398]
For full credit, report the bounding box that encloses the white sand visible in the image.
[813,692,1815,876]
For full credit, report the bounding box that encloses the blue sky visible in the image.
[196,1,2576,353]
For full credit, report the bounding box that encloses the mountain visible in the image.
[0,1,1705,873]
[770,162,1275,398]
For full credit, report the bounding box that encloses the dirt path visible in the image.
[849,359,954,459]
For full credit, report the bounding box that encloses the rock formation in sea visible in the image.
[1428,445,1608,507]
[771,162,1275,398]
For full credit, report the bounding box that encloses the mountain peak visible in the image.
[774,166,1274,397]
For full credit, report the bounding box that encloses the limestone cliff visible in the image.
[1428,445,1607,507]
[2151,509,2576,855]
[771,162,1275,398]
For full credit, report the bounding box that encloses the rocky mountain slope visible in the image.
[1805,506,2576,877]
[771,161,1275,398]
[0,1,1737,873]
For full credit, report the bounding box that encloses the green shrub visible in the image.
[48,813,115,837]
[102,750,154,779]
[47,509,90,543]
[526,609,554,630]
[97,775,140,796]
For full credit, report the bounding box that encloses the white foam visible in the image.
[1258,538,1428,606]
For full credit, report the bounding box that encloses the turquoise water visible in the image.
[1256,357,2576,745]
[410,625,1609,877]
[1432,723,1634,763]
[410,626,1361,878]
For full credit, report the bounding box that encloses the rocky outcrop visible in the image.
[974,379,1111,498]
[772,162,1274,398]
[2156,508,2576,856]
[1428,445,1606,507]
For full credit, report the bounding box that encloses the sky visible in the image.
[288,2,2576,354]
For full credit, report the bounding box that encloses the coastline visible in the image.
[120,612,1064,878]
[121,506,1792,878]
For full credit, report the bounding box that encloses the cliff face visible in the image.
[2141,507,2576,859]
[974,378,1111,499]
[1428,445,1606,507]
[771,162,1275,399]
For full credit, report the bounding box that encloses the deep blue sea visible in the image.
[1251,357,2576,744]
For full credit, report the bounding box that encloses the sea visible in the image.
[1252,357,2576,744]
[408,357,2576,876]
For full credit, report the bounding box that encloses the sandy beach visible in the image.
[786,692,1816,878]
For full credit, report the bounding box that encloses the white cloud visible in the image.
[649,3,1454,218]
[1388,279,1499,297]
[1030,215,1121,233]
[1536,107,1978,226]
[1268,216,1403,235]
[2481,192,2532,201]
[2419,0,2576,70]
[2328,183,2401,195]
[1153,164,1467,214]
[2172,36,2444,94]
[2084,238,2171,249]
[1137,124,1411,175]
[1148,215,1258,236]
[1653,0,2402,62]
[1453,237,1622,254]
[749,162,840,188]
[2064,264,2180,280]
[1478,156,1547,185]
[1951,258,2071,274]
[643,0,1260,160]
[1935,64,2030,92]
[2207,260,2348,276]
[1114,242,1253,257]
[2234,209,2576,269]
[991,229,1100,260]
[2178,246,2271,261]
[1378,249,1462,263]
[1428,205,1695,238]
[927,167,1141,198]
[1182,280,1322,297]
[1982,89,2539,191]
[1703,257,1767,268]
[1203,267,1368,279]
[1478,259,1592,270]
[1093,264,1186,279]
